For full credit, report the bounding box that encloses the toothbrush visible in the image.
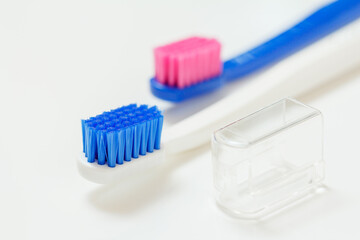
[78,18,360,184]
[150,0,360,102]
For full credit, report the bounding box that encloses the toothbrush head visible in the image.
[151,37,224,102]
[81,104,164,168]
[154,37,222,88]
[77,149,165,184]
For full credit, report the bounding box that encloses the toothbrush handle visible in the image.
[164,16,360,154]
[222,0,360,81]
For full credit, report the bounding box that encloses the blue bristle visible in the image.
[81,104,163,167]
[117,129,125,164]
[155,115,164,150]
[81,120,86,153]
[106,130,118,168]
[139,122,147,155]
[132,123,141,158]
[148,106,157,112]
[102,116,110,122]
[152,118,159,150]
[124,126,133,161]
[85,125,97,163]
[147,118,155,153]
[144,120,151,152]
[83,120,93,157]
[97,130,107,165]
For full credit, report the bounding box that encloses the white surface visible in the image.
[1,0,360,239]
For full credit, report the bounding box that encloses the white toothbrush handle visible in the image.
[163,20,360,154]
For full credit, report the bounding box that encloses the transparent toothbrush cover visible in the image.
[211,98,324,219]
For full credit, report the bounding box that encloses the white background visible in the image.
[1,0,360,239]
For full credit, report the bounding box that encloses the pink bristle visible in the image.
[177,55,185,88]
[183,52,191,87]
[154,48,168,84]
[168,54,176,87]
[207,40,221,79]
[154,49,163,83]
[198,46,207,82]
[213,40,222,77]
[188,51,196,86]
[154,37,222,89]
[194,48,202,85]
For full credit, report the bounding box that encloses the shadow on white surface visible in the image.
[163,63,360,127]
[87,143,210,214]
[211,185,345,236]
[163,74,255,125]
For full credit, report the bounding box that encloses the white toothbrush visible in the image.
[78,19,360,184]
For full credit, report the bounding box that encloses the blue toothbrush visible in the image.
[150,0,360,102]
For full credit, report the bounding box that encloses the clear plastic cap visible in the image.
[212,98,324,219]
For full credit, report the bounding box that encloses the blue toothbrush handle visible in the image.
[223,0,360,81]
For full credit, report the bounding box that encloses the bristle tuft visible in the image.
[82,104,164,167]
[154,37,222,89]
